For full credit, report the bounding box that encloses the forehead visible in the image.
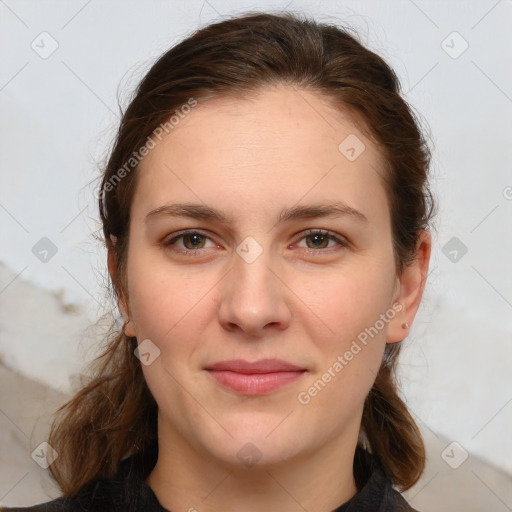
[132,84,389,227]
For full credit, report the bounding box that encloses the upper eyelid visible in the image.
[165,229,218,244]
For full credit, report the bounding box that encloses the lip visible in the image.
[205,358,307,395]
[206,358,305,373]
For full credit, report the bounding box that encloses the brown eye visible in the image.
[182,233,206,250]
[164,230,216,255]
[297,229,348,251]
[305,233,330,249]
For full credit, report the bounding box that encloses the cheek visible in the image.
[300,260,395,406]
[126,250,212,340]
[310,263,395,344]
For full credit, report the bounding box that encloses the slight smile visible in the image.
[205,359,308,395]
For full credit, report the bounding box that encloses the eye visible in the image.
[163,230,218,255]
[163,229,348,257]
[294,229,348,251]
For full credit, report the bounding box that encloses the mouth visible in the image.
[204,359,308,395]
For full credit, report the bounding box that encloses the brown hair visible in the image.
[48,10,435,495]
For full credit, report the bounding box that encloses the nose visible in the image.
[217,248,292,338]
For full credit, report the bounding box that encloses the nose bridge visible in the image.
[233,245,273,298]
[218,236,290,334]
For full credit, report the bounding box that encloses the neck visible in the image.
[146,416,359,512]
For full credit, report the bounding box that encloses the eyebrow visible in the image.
[145,202,368,225]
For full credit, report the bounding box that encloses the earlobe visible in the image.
[386,300,410,344]
[118,296,136,337]
[122,318,137,338]
[107,237,136,338]
[386,230,431,343]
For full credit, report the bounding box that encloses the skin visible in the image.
[109,84,431,512]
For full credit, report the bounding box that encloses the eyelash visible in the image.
[163,229,349,256]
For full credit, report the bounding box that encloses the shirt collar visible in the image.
[114,441,415,512]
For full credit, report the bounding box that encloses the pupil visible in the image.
[186,234,203,249]
[309,234,327,248]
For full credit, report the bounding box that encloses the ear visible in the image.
[108,235,136,338]
[386,230,431,343]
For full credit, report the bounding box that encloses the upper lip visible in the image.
[205,358,306,374]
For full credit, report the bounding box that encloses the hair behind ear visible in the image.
[360,344,425,490]
[47,330,158,495]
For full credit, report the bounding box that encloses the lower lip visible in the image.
[207,370,306,395]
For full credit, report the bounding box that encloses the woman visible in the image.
[3,10,434,512]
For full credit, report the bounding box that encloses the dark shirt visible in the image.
[1,441,418,511]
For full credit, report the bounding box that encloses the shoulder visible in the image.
[0,473,124,511]
[345,447,420,512]
[0,500,72,511]
[0,476,162,512]
[0,482,124,512]
[1,442,165,512]
[383,488,420,512]
[349,473,419,512]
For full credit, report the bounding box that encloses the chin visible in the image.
[206,436,305,470]
[192,414,311,469]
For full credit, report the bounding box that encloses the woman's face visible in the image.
[118,84,419,468]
